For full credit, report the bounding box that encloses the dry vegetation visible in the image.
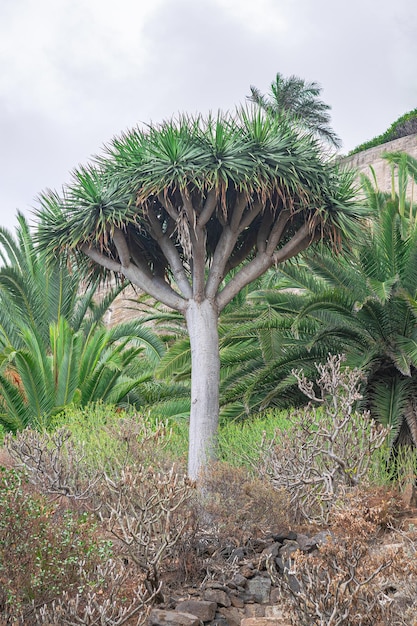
[0,357,417,625]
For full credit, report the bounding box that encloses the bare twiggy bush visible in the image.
[4,427,101,502]
[4,415,175,505]
[34,559,158,626]
[259,355,389,523]
[279,546,394,625]
[100,465,195,597]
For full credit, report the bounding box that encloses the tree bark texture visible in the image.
[185,299,220,481]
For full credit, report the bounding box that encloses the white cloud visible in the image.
[1,0,416,232]
[212,0,288,36]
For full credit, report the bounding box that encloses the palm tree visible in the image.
[0,216,165,431]
[248,73,341,149]
[222,153,417,447]
[36,108,362,479]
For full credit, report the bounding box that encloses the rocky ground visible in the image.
[149,500,417,626]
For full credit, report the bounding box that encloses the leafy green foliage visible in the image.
[218,152,417,446]
[248,72,341,148]
[0,217,166,432]
[36,108,363,285]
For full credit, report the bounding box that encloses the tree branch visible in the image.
[236,201,263,234]
[225,228,258,273]
[273,222,315,263]
[216,222,316,311]
[123,264,186,312]
[217,252,272,311]
[180,190,205,300]
[205,194,253,298]
[113,227,131,267]
[197,189,218,228]
[81,244,122,273]
[256,211,274,253]
[80,244,186,312]
[205,226,236,298]
[147,210,192,298]
[266,208,291,255]
[230,192,249,231]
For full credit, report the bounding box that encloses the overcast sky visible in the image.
[1,0,416,233]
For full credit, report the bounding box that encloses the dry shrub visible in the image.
[278,499,417,626]
[34,560,156,626]
[199,461,290,542]
[1,424,196,621]
[333,485,404,530]
[100,464,196,598]
[279,509,394,625]
[4,427,101,503]
[259,355,389,524]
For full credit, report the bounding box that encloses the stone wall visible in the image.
[340,133,417,194]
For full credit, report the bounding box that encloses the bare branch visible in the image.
[272,222,313,263]
[81,244,122,273]
[236,200,263,234]
[265,208,291,255]
[217,252,272,311]
[197,188,218,227]
[101,465,194,596]
[224,228,258,273]
[146,210,192,298]
[113,227,131,267]
[256,211,274,253]
[230,192,250,231]
[122,263,186,312]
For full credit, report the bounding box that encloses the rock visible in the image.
[175,600,217,622]
[228,573,247,589]
[230,546,246,561]
[209,616,229,626]
[265,605,288,619]
[230,594,245,608]
[149,608,202,625]
[261,543,281,559]
[278,540,299,560]
[270,587,282,603]
[246,576,272,604]
[244,603,266,617]
[271,530,297,542]
[308,530,333,549]
[240,564,256,579]
[217,605,244,626]
[204,588,231,608]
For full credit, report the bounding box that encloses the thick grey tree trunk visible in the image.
[185,298,220,481]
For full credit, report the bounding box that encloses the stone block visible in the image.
[246,576,271,604]
[149,608,201,625]
[175,600,217,622]
[203,588,231,608]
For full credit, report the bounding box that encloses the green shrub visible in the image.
[349,108,417,155]
[0,467,111,621]
[218,409,291,468]
[51,402,186,472]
